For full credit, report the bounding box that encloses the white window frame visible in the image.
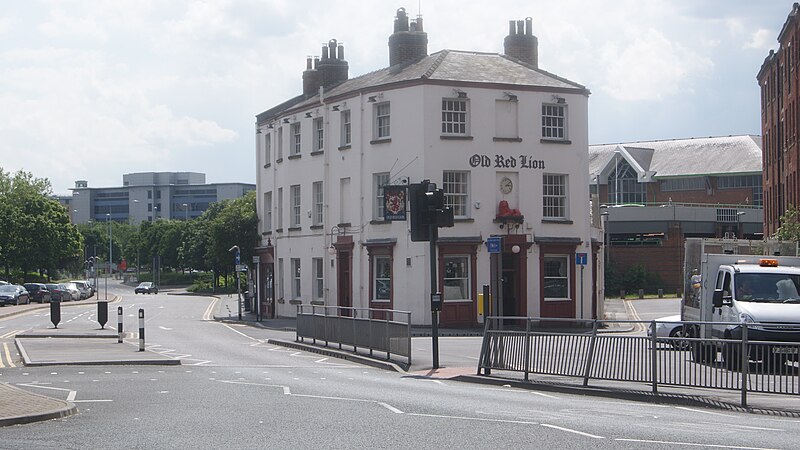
[277,187,283,230]
[264,191,272,232]
[543,255,570,301]
[341,110,351,146]
[443,255,470,302]
[278,258,284,300]
[313,257,323,300]
[312,181,323,226]
[543,174,568,219]
[291,122,301,155]
[291,258,301,299]
[290,184,301,228]
[443,171,469,218]
[373,255,391,301]
[541,103,567,140]
[374,172,390,220]
[264,133,271,165]
[313,117,324,151]
[441,98,469,135]
[277,127,283,160]
[374,102,390,139]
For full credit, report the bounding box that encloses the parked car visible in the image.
[647,315,690,350]
[23,283,51,303]
[0,285,30,306]
[62,283,81,301]
[0,280,8,286]
[45,283,66,302]
[70,280,92,299]
[135,282,158,294]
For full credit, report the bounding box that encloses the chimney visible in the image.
[388,7,428,66]
[503,17,538,68]
[303,39,349,99]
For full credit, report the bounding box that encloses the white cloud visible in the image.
[745,29,772,50]
[599,29,713,102]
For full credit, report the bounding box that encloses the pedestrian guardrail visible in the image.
[478,316,800,407]
[296,305,411,366]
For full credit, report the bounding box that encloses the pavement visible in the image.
[3,291,800,427]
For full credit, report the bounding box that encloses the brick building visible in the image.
[758,2,800,236]
[589,135,763,293]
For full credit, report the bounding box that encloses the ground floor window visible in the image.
[374,256,391,301]
[443,255,470,301]
[543,255,569,300]
[291,258,301,299]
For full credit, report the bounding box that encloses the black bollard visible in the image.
[50,299,61,329]
[139,308,145,351]
[117,306,123,343]
[97,301,108,329]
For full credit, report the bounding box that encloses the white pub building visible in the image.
[253,8,599,326]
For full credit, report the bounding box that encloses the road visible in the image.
[2,289,799,449]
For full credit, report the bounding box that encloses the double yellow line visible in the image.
[0,342,17,368]
[0,330,22,368]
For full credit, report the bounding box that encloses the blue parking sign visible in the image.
[575,252,587,265]
[487,237,502,253]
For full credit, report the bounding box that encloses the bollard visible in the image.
[50,298,61,329]
[638,289,644,299]
[97,301,108,329]
[138,308,145,351]
[620,290,626,299]
[658,288,664,298]
[117,306,123,343]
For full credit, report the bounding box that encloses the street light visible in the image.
[106,213,112,300]
[229,245,242,320]
[182,203,189,221]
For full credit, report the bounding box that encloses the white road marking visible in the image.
[158,326,173,331]
[675,407,732,417]
[614,438,778,450]
[540,423,605,439]
[530,392,558,399]
[408,412,539,425]
[379,402,404,414]
[700,422,783,432]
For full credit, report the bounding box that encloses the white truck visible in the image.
[682,238,800,367]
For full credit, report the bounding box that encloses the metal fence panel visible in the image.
[478,317,800,407]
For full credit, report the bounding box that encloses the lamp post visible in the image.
[736,211,746,239]
[106,213,112,300]
[229,245,242,320]
[182,203,189,221]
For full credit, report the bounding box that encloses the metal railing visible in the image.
[478,316,800,407]
[296,305,411,366]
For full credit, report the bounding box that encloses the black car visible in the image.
[0,285,30,306]
[134,282,158,294]
[23,283,51,303]
[45,283,66,302]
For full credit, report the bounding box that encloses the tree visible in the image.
[773,204,800,242]
[0,169,82,280]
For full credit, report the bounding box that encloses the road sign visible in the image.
[252,255,260,264]
[575,252,588,265]
[235,251,241,265]
[236,264,247,272]
[487,237,502,254]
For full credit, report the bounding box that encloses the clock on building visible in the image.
[500,177,513,194]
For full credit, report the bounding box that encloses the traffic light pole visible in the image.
[429,222,439,370]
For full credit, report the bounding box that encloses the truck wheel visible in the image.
[669,326,691,351]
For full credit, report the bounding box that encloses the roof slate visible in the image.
[257,50,588,122]
[589,135,763,178]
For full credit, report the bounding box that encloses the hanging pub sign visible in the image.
[383,185,407,221]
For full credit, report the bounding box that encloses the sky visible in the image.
[0,0,795,195]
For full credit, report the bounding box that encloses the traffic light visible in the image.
[410,180,454,242]
[409,181,431,242]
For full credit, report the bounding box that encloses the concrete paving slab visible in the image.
[0,382,77,427]
[16,337,181,366]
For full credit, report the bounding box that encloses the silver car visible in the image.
[647,315,690,350]
[62,283,81,301]
[70,280,92,299]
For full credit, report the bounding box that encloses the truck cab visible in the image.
[711,260,800,342]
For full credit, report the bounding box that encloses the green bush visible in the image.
[606,263,664,297]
